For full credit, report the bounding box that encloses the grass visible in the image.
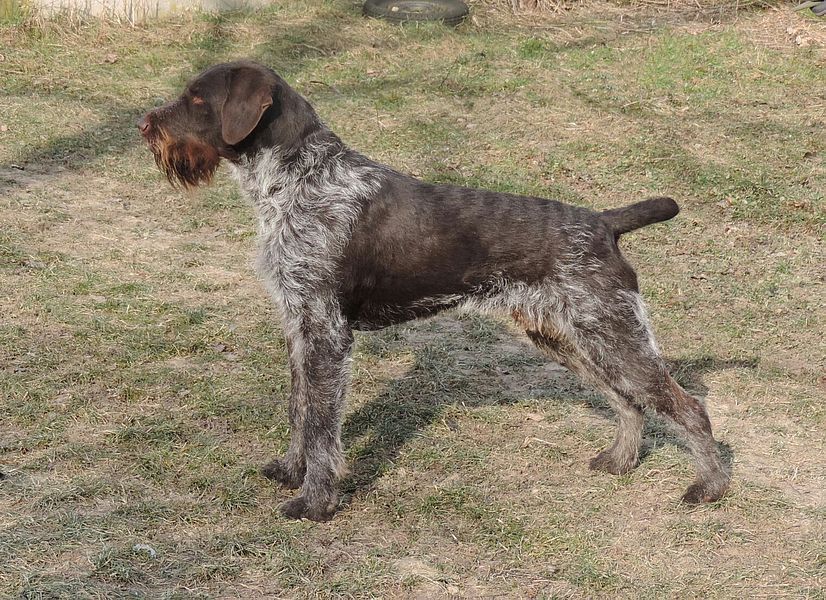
[1,0,825,597]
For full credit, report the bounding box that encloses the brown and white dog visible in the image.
[138,61,730,521]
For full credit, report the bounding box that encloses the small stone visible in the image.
[132,544,157,558]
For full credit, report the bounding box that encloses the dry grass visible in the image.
[1,1,824,598]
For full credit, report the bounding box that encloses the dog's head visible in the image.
[138,61,279,188]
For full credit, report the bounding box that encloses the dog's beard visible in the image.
[148,129,220,189]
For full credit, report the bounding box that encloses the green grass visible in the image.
[1,1,824,598]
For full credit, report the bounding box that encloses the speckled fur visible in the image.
[139,61,730,521]
[228,137,385,517]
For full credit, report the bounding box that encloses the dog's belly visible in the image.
[346,292,468,330]
[340,260,491,329]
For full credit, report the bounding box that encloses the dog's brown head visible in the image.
[138,61,280,188]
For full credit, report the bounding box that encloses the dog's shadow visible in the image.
[339,318,751,503]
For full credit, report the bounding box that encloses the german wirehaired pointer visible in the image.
[138,61,730,521]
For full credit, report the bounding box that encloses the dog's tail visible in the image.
[601,197,679,237]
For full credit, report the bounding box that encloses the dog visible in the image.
[138,61,730,521]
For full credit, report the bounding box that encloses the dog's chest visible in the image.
[229,149,380,312]
[237,174,338,282]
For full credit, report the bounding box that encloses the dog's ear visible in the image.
[221,67,274,145]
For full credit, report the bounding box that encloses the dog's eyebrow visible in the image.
[184,86,206,104]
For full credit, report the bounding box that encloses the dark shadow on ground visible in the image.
[340,328,753,503]
[668,355,759,398]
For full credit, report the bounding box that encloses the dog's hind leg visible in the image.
[651,373,730,503]
[519,289,729,502]
[524,326,644,475]
[272,306,352,522]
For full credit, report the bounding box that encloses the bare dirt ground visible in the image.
[1,1,824,597]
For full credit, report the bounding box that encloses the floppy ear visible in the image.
[220,67,274,145]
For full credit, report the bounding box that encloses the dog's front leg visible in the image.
[276,308,352,522]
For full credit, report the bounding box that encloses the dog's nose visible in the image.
[136,116,151,135]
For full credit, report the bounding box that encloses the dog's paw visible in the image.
[681,481,726,504]
[279,495,337,522]
[261,458,305,489]
[588,450,637,475]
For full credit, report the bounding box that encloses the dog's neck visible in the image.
[229,127,345,204]
[226,79,388,253]
[228,130,386,310]
[228,128,384,236]
[227,81,353,205]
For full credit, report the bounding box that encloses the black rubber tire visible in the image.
[363,0,469,26]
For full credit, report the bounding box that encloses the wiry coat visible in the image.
[139,61,730,521]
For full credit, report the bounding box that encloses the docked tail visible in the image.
[601,197,680,236]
